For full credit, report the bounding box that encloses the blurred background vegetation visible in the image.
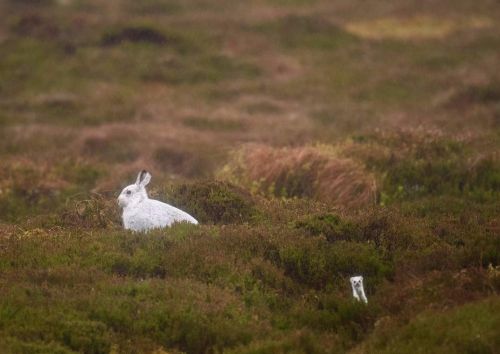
[0,0,499,353]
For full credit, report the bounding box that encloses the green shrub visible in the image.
[164,181,260,224]
[365,297,500,354]
[277,239,393,290]
[58,319,111,353]
[349,132,499,204]
[0,306,111,354]
[296,294,379,344]
[379,137,499,202]
[87,279,260,353]
[227,330,329,354]
[295,213,361,242]
[359,209,434,253]
[0,338,74,354]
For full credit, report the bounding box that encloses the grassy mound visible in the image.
[220,145,377,209]
[163,181,260,224]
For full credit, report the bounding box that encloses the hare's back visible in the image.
[148,199,198,225]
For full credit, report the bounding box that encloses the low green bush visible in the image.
[365,297,500,354]
[295,213,361,242]
[276,239,393,290]
[164,181,260,224]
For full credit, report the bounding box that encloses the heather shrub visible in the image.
[296,294,379,340]
[364,297,500,354]
[382,154,500,201]
[276,238,392,290]
[295,213,362,242]
[358,208,435,254]
[164,181,260,224]
[349,130,500,202]
[0,307,111,354]
[0,338,73,354]
[56,318,111,353]
[457,227,500,268]
[227,332,329,354]
[88,279,260,353]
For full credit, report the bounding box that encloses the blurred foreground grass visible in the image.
[0,0,499,353]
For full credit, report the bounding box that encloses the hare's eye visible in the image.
[126,190,132,195]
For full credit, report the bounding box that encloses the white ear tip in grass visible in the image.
[350,275,368,304]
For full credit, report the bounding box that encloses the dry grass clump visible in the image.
[220,144,377,209]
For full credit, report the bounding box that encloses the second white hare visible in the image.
[118,170,198,232]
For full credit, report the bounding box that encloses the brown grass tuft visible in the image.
[220,144,377,209]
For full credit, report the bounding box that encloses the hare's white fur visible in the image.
[350,276,368,304]
[118,170,198,232]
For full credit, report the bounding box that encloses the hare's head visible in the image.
[350,276,363,288]
[118,170,151,208]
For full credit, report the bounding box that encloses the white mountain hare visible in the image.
[350,276,368,304]
[118,170,198,232]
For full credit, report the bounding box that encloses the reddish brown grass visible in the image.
[220,144,377,209]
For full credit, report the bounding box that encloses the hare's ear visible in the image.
[136,170,151,187]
